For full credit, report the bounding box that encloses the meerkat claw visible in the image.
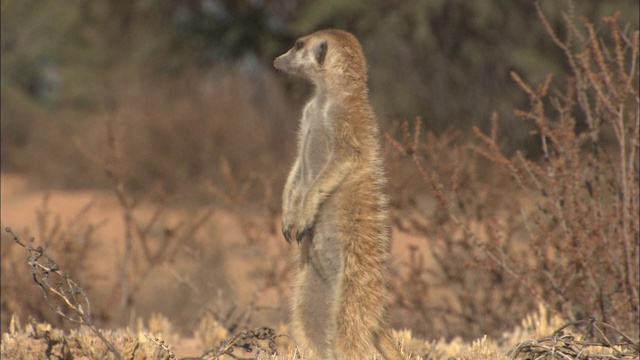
[283,227,292,243]
[296,227,310,244]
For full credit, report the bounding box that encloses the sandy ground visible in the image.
[2,173,120,235]
[1,172,429,356]
[1,173,270,356]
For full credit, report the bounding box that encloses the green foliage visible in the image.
[1,0,113,107]
[137,1,285,68]
[291,0,370,34]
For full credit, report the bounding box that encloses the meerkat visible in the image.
[274,29,402,360]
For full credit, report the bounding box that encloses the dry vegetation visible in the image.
[2,217,637,359]
[384,6,639,343]
[2,5,639,360]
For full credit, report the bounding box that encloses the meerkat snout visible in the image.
[273,54,287,71]
[274,37,328,80]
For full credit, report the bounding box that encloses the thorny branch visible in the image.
[4,227,124,360]
[508,319,640,359]
[386,5,639,341]
[181,327,299,360]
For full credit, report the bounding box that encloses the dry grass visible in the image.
[2,301,637,359]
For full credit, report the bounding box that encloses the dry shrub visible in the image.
[386,8,639,342]
[386,123,533,340]
[4,207,633,358]
[112,65,295,199]
[1,219,291,359]
[475,8,639,338]
[3,60,296,199]
[3,226,123,358]
[2,98,290,336]
[0,197,106,333]
[2,105,109,189]
[507,319,638,360]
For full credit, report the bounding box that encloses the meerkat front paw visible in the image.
[281,215,294,243]
[294,205,317,244]
[282,209,305,244]
[295,224,312,244]
[282,225,292,243]
[281,221,310,245]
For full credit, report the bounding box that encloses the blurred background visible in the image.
[2,0,637,194]
[1,0,639,346]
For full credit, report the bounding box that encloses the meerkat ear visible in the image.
[316,41,328,65]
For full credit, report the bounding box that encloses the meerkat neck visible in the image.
[316,82,367,103]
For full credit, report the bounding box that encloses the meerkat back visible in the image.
[274,29,403,360]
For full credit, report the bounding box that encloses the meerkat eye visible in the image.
[294,40,304,50]
[316,41,328,65]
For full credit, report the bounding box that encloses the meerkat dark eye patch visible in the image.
[316,41,328,65]
[295,40,304,50]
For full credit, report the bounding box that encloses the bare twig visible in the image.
[4,227,123,360]
[508,319,639,359]
[144,333,177,360]
[182,327,297,360]
[104,115,216,313]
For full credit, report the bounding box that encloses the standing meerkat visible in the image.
[274,29,402,360]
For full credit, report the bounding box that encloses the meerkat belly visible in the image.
[297,193,343,356]
[299,103,332,185]
[301,116,341,281]
[301,130,330,183]
[295,114,343,354]
[302,107,341,277]
[309,194,342,281]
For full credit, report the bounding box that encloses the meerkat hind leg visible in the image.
[292,232,340,359]
[375,329,404,360]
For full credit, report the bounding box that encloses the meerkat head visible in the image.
[274,29,367,90]
[274,33,328,82]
